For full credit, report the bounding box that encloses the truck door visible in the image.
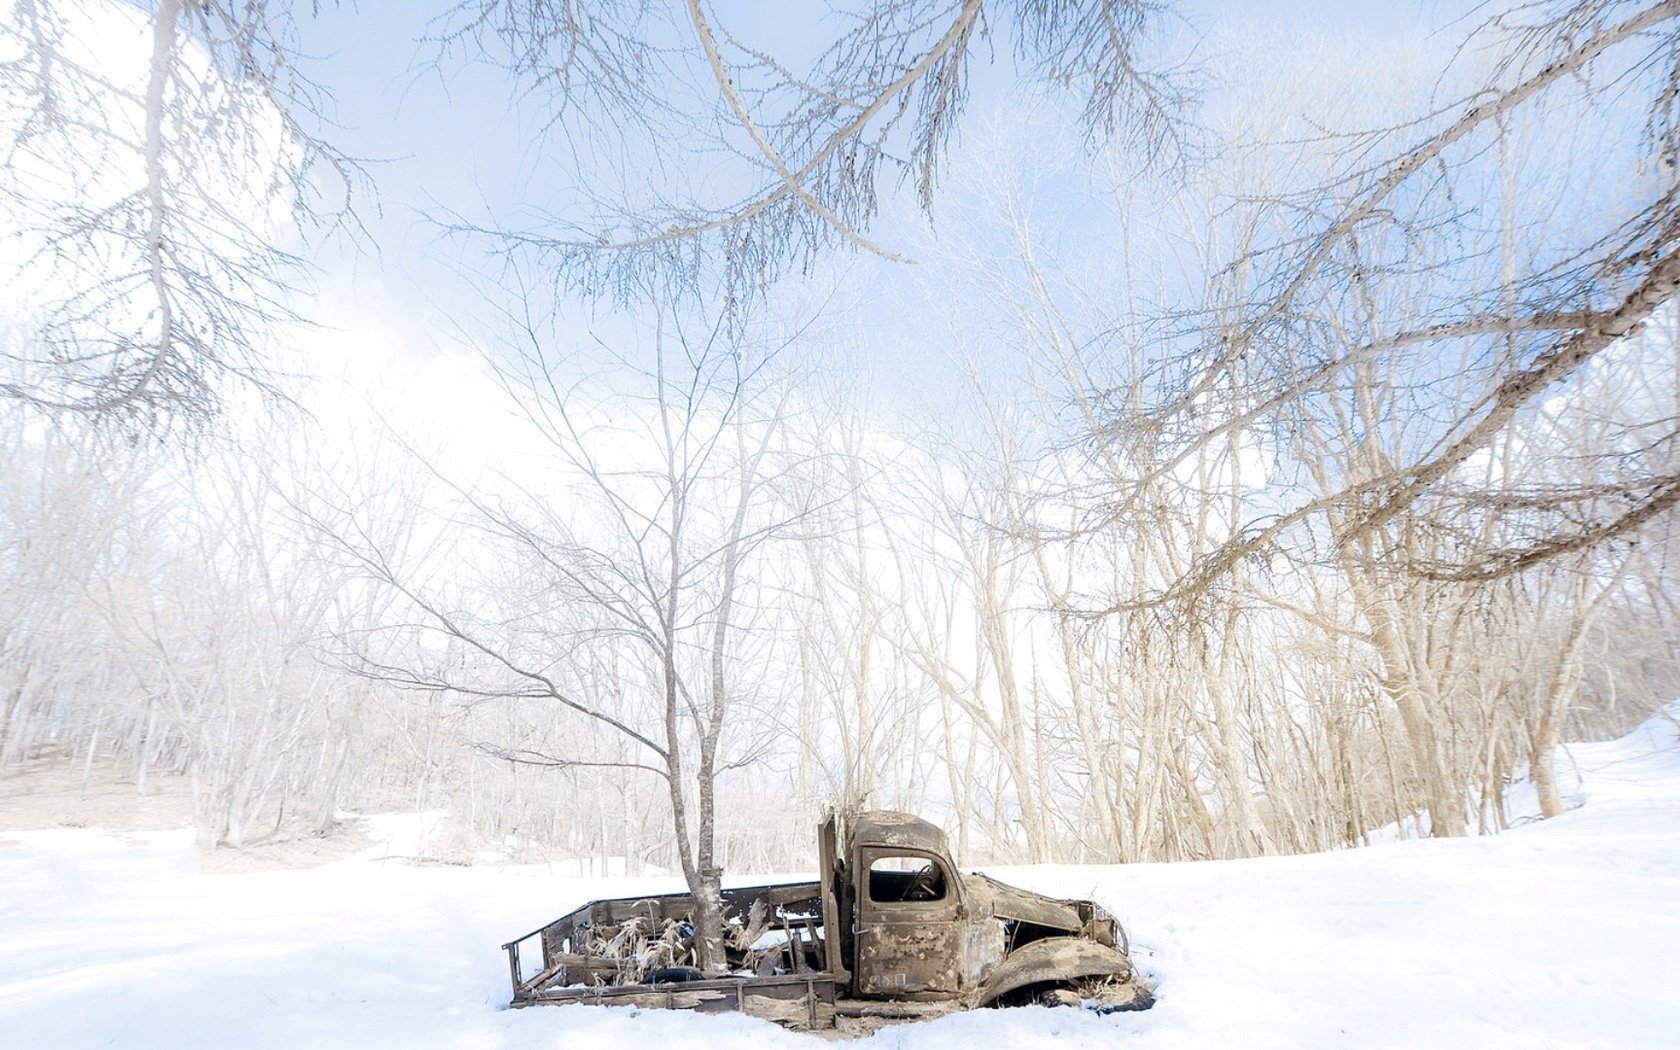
[854,848,961,997]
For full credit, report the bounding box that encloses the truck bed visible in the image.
[503,880,837,1028]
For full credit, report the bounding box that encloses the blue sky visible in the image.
[281,0,1484,414]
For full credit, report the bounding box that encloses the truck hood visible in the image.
[963,873,1086,931]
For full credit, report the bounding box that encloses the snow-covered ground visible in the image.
[3,710,1677,1049]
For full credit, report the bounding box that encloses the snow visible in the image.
[349,810,453,860]
[3,709,1677,1048]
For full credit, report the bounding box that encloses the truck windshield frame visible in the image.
[859,848,960,912]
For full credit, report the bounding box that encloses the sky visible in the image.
[0,0,1532,474]
[270,0,1487,429]
[0,0,1505,472]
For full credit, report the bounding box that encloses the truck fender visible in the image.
[970,937,1132,1007]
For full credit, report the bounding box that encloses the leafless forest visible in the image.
[4,0,1680,889]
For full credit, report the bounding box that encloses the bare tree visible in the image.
[312,286,817,970]
[435,0,1188,310]
[0,400,387,846]
[1102,0,1680,602]
[0,0,358,433]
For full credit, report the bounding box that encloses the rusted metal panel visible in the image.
[849,812,949,855]
[960,915,1008,987]
[854,844,964,997]
[967,874,1084,930]
[967,937,1133,1007]
[857,919,962,996]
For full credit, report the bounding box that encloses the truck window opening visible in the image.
[868,856,948,902]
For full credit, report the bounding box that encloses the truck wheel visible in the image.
[1082,978,1155,1013]
[1038,987,1082,1008]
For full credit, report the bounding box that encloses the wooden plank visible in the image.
[818,817,848,983]
[506,943,524,997]
[519,974,839,1029]
[833,998,959,1020]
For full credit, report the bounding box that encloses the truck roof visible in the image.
[850,811,950,855]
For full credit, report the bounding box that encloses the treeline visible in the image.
[1,330,1673,870]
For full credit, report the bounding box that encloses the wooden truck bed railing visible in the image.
[503,880,829,1007]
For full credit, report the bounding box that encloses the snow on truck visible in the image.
[501,811,1152,1030]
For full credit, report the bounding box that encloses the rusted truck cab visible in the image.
[826,812,1138,1009]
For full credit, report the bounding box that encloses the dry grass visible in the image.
[0,752,368,872]
[0,752,194,831]
[196,823,371,874]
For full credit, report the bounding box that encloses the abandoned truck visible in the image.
[501,811,1151,1029]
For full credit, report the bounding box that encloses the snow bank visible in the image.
[350,810,453,860]
[2,711,1677,1048]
